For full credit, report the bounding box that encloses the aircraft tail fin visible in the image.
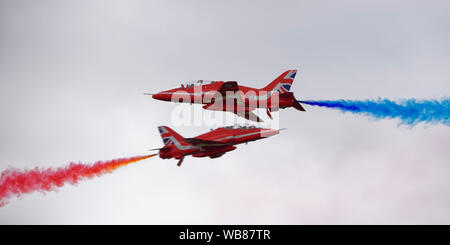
[157,126,186,146]
[262,69,297,93]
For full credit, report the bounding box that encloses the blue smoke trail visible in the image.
[298,98,450,127]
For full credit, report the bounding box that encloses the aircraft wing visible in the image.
[203,102,264,122]
[234,110,264,122]
[184,138,231,147]
[207,81,242,103]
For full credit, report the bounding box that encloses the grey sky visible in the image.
[0,0,449,224]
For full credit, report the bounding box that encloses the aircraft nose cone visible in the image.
[152,93,162,100]
[152,92,171,101]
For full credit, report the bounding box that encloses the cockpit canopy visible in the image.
[223,125,258,130]
[181,80,216,88]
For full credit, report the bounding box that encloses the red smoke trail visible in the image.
[0,154,156,207]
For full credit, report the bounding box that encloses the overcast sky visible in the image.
[0,0,449,224]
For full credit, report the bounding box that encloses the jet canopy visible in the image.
[181,80,216,88]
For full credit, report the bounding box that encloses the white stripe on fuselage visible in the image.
[159,90,283,101]
[215,130,269,141]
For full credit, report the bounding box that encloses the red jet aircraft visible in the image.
[147,70,305,122]
[153,125,281,166]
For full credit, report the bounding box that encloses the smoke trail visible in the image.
[0,154,156,207]
[299,98,450,126]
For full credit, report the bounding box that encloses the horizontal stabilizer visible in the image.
[148,147,170,152]
[293,100,306,111]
